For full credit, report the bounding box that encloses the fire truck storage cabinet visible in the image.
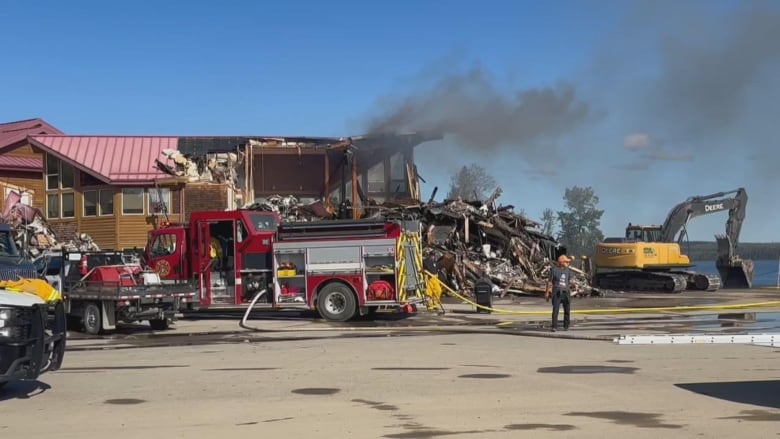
[271,237,400,308]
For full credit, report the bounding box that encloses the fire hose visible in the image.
[427,271,780,315]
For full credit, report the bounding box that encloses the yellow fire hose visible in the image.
[425,271,780,315]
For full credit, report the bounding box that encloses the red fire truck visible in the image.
[143,210,425,321]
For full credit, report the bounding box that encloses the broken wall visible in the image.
[184,183,229,222]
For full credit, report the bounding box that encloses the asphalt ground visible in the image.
[1,288,778,438]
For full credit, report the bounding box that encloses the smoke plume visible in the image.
[618,1,780,169]
[365,66,591,162]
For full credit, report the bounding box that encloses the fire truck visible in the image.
[143,210,425,322]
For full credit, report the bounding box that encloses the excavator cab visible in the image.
[624,224,662,242]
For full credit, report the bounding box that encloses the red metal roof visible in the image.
[29,135,179,185]
[0,156,43,172]
[0,118,62,152]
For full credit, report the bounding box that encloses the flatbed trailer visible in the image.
[38,250,196,334]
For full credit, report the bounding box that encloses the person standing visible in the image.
[545,254,574,332]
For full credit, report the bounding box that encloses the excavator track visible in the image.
[593,271,688,293]
[677,272,721,292]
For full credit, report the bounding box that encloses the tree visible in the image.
[446,164,497,202]
[556,186,605,257]
[540,208,556,237]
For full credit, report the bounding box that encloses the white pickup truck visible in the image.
[0,286,67,389]
[0,223,66,390]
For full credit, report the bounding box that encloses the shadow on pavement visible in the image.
[0,380,51,401]
[674,380,780,409]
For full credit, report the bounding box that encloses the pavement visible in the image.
[0,289,779,438]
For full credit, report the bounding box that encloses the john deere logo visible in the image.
[643,247,656,255]
[601,247,636,255]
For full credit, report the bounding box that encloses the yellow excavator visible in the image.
[593,188,754,293]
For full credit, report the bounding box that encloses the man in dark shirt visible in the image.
[545,254,574,332]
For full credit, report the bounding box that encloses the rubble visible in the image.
[243,194,335,222]
[156,149,242,188]
[370,187,593,296]
[1,191,100,259]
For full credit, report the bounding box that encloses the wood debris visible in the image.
[1,191,100,259]
[365,187,593,296]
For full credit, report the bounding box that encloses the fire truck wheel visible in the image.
[82,302,103,336]
[316,283,357,322]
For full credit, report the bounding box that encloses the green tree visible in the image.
[446,164,497,202]
[556,186,605,257]
[540,208,556,237]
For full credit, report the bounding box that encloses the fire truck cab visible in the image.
[144,210,424,322]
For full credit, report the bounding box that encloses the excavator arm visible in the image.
[659,188,747,245]
[658,188,752,288]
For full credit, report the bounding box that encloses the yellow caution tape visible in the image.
[0,278,62,303]
[425,271,780,315]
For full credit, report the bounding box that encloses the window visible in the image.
[45,155,59,191]
[0,230,20,258]
[122,188,144,215]
[80,172,103,187]
[45,154,75,190]
[236,221,248,243]
[61,193,75,218]
[150,233,177,256]
[367,161,385,193]
[60,163,75,189]
[248,213,278,231]
[45,154,76,220]
[83,189,114,216]
[83,191,98,216]
[389,153,407,194]
[99,190,114,216]
[47,194,60,219]
[148,188,171,214]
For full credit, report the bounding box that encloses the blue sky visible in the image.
[2,0,779,243]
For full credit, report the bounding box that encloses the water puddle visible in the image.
[682,312,780,332]
[372,367,449,371]
[565,411,683,429]
[204,367,278,371]
[458,373,511,379]
[291,387,340,395]
[505,423,576,431]
[104,398,146,405]
[537,365,638,374]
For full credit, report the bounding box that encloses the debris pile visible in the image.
[243,194,335,222]
[155,149,241,187]
[1,191,100,259]
[369,188,591,296]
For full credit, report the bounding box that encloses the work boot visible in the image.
[550,327,557,332]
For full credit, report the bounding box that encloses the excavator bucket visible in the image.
[715,234,754,289]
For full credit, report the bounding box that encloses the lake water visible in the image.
[691,259,779,287]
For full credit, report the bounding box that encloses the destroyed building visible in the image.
[0,117,442,251]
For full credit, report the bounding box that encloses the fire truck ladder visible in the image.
[397,231,442,313]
